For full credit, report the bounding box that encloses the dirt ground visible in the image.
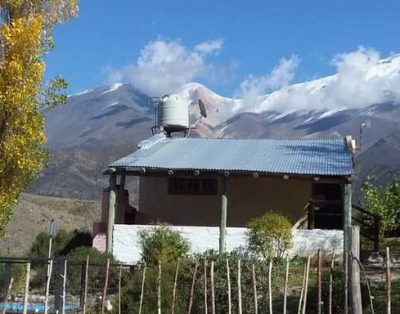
[0,193,101,256]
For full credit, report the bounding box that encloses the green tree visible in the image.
[246,212,293,260]
[361,177,400,237]
[137,224,190,265]
[0,0,78,235]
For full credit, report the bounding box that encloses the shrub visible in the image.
[361,177,400,237]
[66,246,116,292]
[246,212,293,260]
[137,224,190,265]
[29,229,92,258]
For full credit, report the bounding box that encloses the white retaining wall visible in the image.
[113,224,343,264]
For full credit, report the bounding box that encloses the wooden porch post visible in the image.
[107,173,117,254]
[219,176,228,254]
[343,179,352,253]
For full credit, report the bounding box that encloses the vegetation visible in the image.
[0,0,78,235]
[246,212,293,260]
[361,177,400,237]
[29,229,92,258]
[137,224,190,265]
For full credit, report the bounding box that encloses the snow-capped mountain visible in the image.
[31,54,400,199]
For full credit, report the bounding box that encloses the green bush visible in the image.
[361,177,400,237]
[66,246,115,293]
[138,224,190,265]
[29,229,92,258]
[246,212,293,260]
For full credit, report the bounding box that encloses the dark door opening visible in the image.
[312,183,343,229]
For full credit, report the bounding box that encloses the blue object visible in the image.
[110,136,353,176]
[0,303,80,313]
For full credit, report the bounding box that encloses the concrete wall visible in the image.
[112,224,343,264]
[139,176,312,226]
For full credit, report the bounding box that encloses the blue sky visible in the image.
[45,0,400,96]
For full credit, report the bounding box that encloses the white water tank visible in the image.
[158,94,189,132]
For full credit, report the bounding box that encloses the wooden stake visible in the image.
[22,262,31,314]
[349,226,362,314]
[2,277,13,314]
[317,250,322,314]
[101,258,110,314]
[118,264,122,314]
[138,263,146,314]
[237,259,242,314]
[297,261,307,314]
[301,256,311,314]
[188,262,199,314]
[328,251,335,314]
[387,247,392,314]
[211,261,216,314]
[283,256,289,314]
[171,259,180,314]
[82,255,89,314]
[44,259,53,314]
[252,263,258,314]
[302,256,311,314]
[157,261,162,314]
[344,251,349,314]
[226,258,232,314]
[268,259,273,314]
[204,259,208,314]
[62,259,67,314]
[354,253,375,314]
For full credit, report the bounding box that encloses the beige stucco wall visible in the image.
[139,175,312,227]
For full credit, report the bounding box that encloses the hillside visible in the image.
[28,54,400,200]
[0,193,101,257]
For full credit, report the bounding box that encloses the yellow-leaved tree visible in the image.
[0,0,78,234]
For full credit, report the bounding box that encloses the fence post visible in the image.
[2,277,13,314]
[211,261,215,314]
[44,259,53,314]
[252,263,258,314]
[317,250,322,314]
[283,256,289,314]
[138,263,146,314]
[349,226,362,314]
[101,258,110,314]
[301,256,311,314]
[22,262,31,314]
[297,261,307,314]
[268,259,273,314]
[328,251,335,314]
[386,247,392,314]
[54,258,67,314]
[171,259,180,314]
[237,259,242,314]
[188,262,199,314]
[118,264,122,314]
[226,258,232,314]
[157,261,162,314]
[204,259,208,314]
[82,255,89,314]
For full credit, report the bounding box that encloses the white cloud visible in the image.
[234,56,300,111]
[106,39,224,96]
[235,47,400,113]
[194,39,223,54]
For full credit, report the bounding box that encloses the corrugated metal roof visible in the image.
[110,136,353,176]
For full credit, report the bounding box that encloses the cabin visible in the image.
[93,133,355,263]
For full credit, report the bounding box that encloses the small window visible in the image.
[169,177,218,195]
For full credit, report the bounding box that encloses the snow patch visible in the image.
[68,89,93,97]
[103,83,123,95]
[103,101,120,110]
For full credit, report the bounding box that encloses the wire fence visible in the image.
[0,249,399,314]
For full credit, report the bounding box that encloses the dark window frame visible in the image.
[168,176,218,195]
